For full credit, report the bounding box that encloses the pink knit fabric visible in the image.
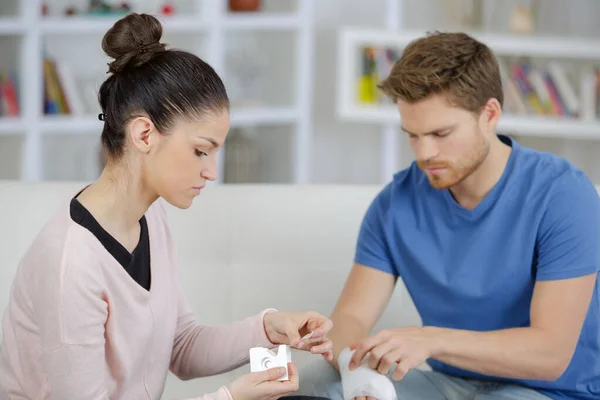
[0,198,274,400]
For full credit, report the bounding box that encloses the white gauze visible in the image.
[338,347,397,400]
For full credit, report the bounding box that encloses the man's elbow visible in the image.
[537,352,572,381]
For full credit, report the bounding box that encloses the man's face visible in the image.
[399,93,490,190]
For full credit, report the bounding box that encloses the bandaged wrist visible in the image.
[338,347,397,400]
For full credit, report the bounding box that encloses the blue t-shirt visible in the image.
[355,135,600,399]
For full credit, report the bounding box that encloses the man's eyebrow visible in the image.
[401,124,457,136]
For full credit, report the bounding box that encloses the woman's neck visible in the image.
[76,161,158,251]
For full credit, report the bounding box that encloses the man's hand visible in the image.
[339,347,398,400]
[348,326,439,381]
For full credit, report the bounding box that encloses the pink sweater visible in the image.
[0,198,274,400]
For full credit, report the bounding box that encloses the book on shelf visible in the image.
[356,46,600,121]
[356,46,399,105]
[0,71,19,118]
[499,59,585,119]
[43,57,85,116]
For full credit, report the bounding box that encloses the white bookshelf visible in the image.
[222,13,301,30]
[338,27,600,132]
[40,16,211,34]
[339,102,600,140]
[0,117,24,134]
[340,28,600,62]
[337,2,600,183]
[0,17,24,34]
[39,12,302,35]
[0,0,315,184]
[40,106,299,135]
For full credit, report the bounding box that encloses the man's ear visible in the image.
[128,116,156,154]
[480,97,502,135]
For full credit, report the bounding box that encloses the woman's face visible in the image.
[144,110,230,209]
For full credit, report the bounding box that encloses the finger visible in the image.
[300,332,333,348]
[391,359,411,381]
[350,334,386,370]
[377,348,403,376]
[308,316,334,338]
[367,341,395,371]
[287,362,299,387]
[261,379,298,398]
[263,363,299,396]
[253,366,288,383]
[300,331,324,346]
[285,326,302,348]
[309,339,333,355]
[323,350,334,361]
[297,331,315,348]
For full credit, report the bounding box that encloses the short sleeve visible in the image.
[536,172,600,281]
[354,185,396,275]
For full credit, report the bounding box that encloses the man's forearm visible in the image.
[430,326,572,381]
[328,312,370,370]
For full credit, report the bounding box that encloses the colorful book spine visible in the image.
[0,71,20,117]
[356,46,400,105]
[43,57,85,115]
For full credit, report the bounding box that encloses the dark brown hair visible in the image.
[378,31,503,114]
[98,13,229,160]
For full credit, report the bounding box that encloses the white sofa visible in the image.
[0,180,423,399]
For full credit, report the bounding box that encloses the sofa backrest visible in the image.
[0,181,421,398]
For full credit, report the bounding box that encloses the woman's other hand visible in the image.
[228,362,299,400]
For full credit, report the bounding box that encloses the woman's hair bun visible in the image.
[102,13,167,74]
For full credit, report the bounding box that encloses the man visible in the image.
[309,31,600,400]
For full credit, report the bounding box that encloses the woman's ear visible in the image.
[128,116,156,154]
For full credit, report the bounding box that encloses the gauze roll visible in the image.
[338,347,397,400]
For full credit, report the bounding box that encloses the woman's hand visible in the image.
[228,362,299,400]
[263,311,334,361]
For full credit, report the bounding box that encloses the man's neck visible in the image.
[450,137,512,210]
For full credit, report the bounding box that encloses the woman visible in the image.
[0,13,333,400]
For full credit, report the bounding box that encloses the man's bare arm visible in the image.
[428,273,597,381]
[328,264,397,370]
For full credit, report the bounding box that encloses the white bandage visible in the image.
[338,347,397,400]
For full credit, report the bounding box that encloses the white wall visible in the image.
[311,1,387,184]
[311,0,600,184]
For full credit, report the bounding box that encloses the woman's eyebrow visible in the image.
[196,136,220,148]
